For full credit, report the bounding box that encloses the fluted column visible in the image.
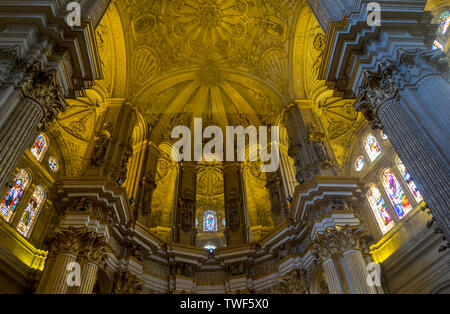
[38,228,82,294]
[322,259,344,294]
[355,49,450,241]
[75,262,99,294]
[73,231,107,294]
[0,57,67,188]
[307,0,450,242]
[0,97,42,188]
[343,250,377,294]
[45,253,78,294]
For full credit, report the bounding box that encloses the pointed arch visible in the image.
[16,185,46,237]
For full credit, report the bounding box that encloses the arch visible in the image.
[30,133,49,162]
[16,185,46,237]
[381,169,413,220]
[0,169,31,222]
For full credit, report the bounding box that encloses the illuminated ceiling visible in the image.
[95,0,303,145]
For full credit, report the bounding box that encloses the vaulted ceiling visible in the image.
[94,0,304,145]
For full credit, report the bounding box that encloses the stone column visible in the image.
[266,172,289,225]
[74,232,107,294]
[38,228,82,294]
[84,101,137,185]
[322,259,344,294]
[343,249,377,294]
[0,58,67,188]
[355,50,450,241]
[283,103,336,184]
[307,0,450,242]
[223,162,248,246]
[173,162,197,245]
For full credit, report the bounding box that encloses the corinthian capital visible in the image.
[313,225,372,261]
[21,61,68,131]
[355,49,449,129]
[78,231,108,266]
[47,227,84,257]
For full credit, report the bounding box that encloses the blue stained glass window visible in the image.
[365,134,381,162]
[16,186,45,237]
[439,11,450,34]
[382,169,413,219]
[203,210,218,232]
[30,134,48,162]
[0,169,31,222]
[396,159,423,204]
[355,155,365,172]
[367,183,395,234]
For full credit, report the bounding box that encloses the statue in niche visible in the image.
[92,121,113,166]
[227,189,241,232]
[141,170,157,216]
[180,189,194,232]
[308,123,332,167]
[117,140,133,186]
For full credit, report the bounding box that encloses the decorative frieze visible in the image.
[279,267,308,294]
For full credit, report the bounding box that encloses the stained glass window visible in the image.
[365,134,381,162]
[203,210,217,232]
[367,184,395,234]
[0,169,31,222]
[30,134,48,162]
[432,40,444,51]
[222,218,226,227]
[16,186,45,237]
[195,218,199,227]
[396,159,423,204]
[381,131,388,140]
[439,11,450,34]
[355,156,365,172]
[48,157,59,172]
[382,169,413,219]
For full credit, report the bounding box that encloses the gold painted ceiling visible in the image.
[95,0,302,144]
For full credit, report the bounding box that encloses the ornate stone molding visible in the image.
[112,270,143,294]
[312,226,372,262]
[355,49,449,129]
[141,170,157,216]
[279,267,308,294]
[46,228,107,264]
[20,61,68,131]
[117,140,133,186]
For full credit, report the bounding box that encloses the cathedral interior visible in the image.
[0,0,449,294]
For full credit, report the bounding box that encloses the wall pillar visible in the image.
[343,250,377,294]
[223,162,248,246]
[307,0,450,243]
[322,259,344,294]
[0,57,67,188]
[173,162,197,245]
